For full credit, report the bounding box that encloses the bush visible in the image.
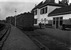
[62,24,71,30]
[45,24,52,28]
[23,27,34,31]
[0,24,5,31]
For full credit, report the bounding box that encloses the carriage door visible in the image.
[56,17,59,28]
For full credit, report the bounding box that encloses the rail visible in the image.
[0,24,11,50]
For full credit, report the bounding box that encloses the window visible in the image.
[34,10,37,15]
[53,18,55,21]
[40,9,42,14]
[41,19,43,22]
[60,17,63,20]
[34,19,37,24]
[44,18,47,22]
[60,20,63,25]
[40,8,44,14]
[44,7,47,13]
[53,18,55,24]
[53,21,55,24]
[60,17,63,25]
[40,7,47,14]
[42,8,44,14]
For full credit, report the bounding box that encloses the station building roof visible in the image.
[32,1,68,11]
[48,5,71,16]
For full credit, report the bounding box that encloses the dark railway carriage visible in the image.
[16,12,34,30]
[6,12,34,30]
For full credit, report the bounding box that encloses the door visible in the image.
[56,17,59,28]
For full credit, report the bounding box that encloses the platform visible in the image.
[2,25,39,50]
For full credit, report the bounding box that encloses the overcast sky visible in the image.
[0,0,71,20]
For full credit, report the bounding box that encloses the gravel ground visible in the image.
[23,31,70,50]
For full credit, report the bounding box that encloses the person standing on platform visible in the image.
[39,22,42,29]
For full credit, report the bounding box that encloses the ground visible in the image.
[22,27,71,50]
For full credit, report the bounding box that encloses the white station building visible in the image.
[48,5,71,29]
[31,0,69,26]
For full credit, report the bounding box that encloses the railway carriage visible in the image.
[16,12,34,30]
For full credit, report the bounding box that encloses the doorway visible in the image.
[56,17,59,28]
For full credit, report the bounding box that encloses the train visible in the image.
[6,12,34,31]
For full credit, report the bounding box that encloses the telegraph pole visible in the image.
[15,9,17,27]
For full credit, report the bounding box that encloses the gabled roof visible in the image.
[32,1,43,11]
[48,5,71,16]
[32,1,68,11]
[38,2,67,8]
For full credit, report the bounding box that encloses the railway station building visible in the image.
[31,0,69,26]
[48,5,71,29]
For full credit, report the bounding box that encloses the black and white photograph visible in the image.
[0,0,71,50]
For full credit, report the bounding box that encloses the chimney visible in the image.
[55,0,58,3]
[59,0,69,5]
[61,0,69,3]
[45,0,55,3]
[43,0,46,3]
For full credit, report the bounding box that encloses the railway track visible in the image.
[0,24,5,31]
[0,24,11,50]
[24,31,70,50]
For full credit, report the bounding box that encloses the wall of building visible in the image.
[39,6,48,24]
[50,14,71,19]
[16,13,34,29]
[39,5,60,24]
[48,6,60,14]
[34,9,40,26]
[34,5,61,26]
